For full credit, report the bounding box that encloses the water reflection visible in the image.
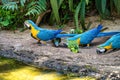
[0,56,95,80]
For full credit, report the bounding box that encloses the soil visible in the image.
[0,16,120,79]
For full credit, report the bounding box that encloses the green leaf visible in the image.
[50,0,60,24]
[68,40,79,53]
[0,20,10,26]
[74,2,81,30]
[20,0,26,7]
[85,0,89,5]
[113,0,120,14]
[80,0,86,30]
[101,0,106,14]
[26,0,47,16]
[68,0,73,11]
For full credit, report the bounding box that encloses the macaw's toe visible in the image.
[37,41,41,44]
[52,38,61,47]
[63,43,68,47]
[96,48,107,54]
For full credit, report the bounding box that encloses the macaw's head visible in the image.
[24,20,32,30]
[96,47,107,54]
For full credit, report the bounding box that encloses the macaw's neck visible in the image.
[104,43,112,50]
[30,25,39,40]
[77,38,80,45]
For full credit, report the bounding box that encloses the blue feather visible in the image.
[56,34,77,38]
[97,32,120,38]
[67,24,103,45]
[98,33,120,49]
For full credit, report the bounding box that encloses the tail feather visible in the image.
[97,24,103,30]
[54,29,62,35]
[56,34,77,38]
[96,32,120,38]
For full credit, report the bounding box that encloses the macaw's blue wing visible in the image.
[96,31,120,38]
[37,29,62,41]
[56,34,77,38]
[67,24,103,45]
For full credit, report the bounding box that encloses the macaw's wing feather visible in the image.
[96,32,120,38]
[67,34,82,41]
[37,29,62,41]
[56,34,77,38]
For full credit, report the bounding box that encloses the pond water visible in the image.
[0,56,96,80]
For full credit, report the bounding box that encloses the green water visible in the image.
[0,56,96,80]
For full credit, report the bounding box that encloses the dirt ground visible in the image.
[0,16,120,77]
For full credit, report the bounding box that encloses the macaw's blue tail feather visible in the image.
[97,24,103,30]
[97,32,120,38]
[54,29,62,35]
[56,34,77,38]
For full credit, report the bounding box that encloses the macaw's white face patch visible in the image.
[24,21,31,29]
[96,48,106,54]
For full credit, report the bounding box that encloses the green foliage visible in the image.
[68,0,73,11]
[1,0,26,11]
[113,0,120,14]
[74,2,81,30]
[74,0,89,32]
[68,40,79,53]
[26,0,47,16]
[1,0,120,30]
[80,0,86,30]
[0,6,16,29]
[50,0,61,24]
[95,0,110,19]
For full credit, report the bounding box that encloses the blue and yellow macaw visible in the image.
[96,33,120,54]
[67,24,120,53]
[24,20,76,46]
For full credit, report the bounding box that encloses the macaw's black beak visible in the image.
[96,48,107,54]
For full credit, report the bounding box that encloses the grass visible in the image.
[0,56,96,80]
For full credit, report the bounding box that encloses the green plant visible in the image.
[0,6,16,29]
[0,0,28,30]
[74,0,89,32]
[68,40,79,53]
[25,0,47,16]
[113,0,120,14]
[1,0,26,11]
[95,0,110,19]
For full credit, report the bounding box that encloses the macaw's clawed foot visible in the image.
[37,40,41,44]
[80,44,91,49]
[86,44,92,48]
[37,40,46,46]
[52,38,61,47]
[37,41,42,46]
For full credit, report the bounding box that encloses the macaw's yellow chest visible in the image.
[30,26,39,40]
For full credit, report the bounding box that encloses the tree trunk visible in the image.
[36,10,51,25]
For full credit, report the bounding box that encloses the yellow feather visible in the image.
[104,43,112,50]
[76,38,80,45]
[30,25,40,40]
